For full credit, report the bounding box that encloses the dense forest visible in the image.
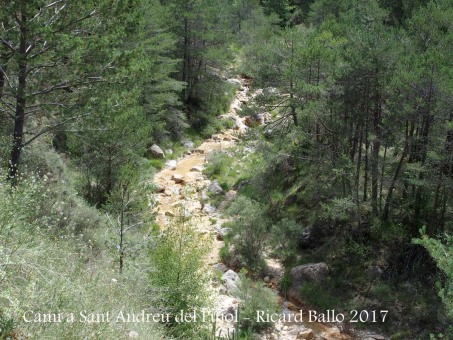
[0,0,451,339]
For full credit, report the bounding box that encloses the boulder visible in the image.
[171,174,184,184]
[202,204,217,215]
[221,270,241,294]
[226,78,242,86]
[149,144,165,158]
[190,165,203,172]
[212,263,228,274]
[208,181,224,195]
[183,140,195,149]
[165,160,177,170]
[165,149,173,155]
[288,263,329,305]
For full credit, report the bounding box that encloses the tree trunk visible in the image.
[9,5,28,181]
[355,124,363,227]
[414,81,434,221]
[0,64,5,100]
[383,120,414,221]
[371,138,380,215]
[363,124,369,201]
[379,144,387,211]
[371,84,382,215]
[182,16,190,102]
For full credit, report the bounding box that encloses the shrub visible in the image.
[148,213,210,338]
[299,280,342,311]
[233,272,279,333]
[270,218,301,265]
[225,196,270,273]
[413,231,453,323]
[204,151,233,178]
[0,172,163,339]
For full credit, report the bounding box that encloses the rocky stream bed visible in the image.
[152,78,387,340]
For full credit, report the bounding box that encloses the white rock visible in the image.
[208,181,224,195]
[202,204,217,215]
[183,140,195,148]
[165,160,177,170]
[226,78,242,86]
[149,144,165,158]
[221,270,241,294]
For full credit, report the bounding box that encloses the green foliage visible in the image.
[225,196,270,272]
[413,231,453,321]
[189,77,237,137]
[280,271,292,293]
[149,214,210,338]
[204,151,233,178]
[0,311,15,340]
[321,197,355,221]
[270,218,301,265]
[233,273,279,332]
[299,280,343,311]
[0,169,163,339]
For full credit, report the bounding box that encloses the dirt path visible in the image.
[152,78,350,339]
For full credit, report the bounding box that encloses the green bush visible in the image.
[225,196,270,273]
[299,280,342,311]
[270,218,301,265]
[233,272,279,333]
[413,231,453,323]
[149,213,210,338]
[204,151,233,178]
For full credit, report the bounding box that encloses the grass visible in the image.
[203,151,237,191]
[0,146,163,339]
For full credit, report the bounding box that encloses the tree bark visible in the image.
[9,4,28,181]
[383,120,414,221]
[363,123,369,201]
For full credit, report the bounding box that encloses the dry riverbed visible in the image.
[152,78,355,340]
